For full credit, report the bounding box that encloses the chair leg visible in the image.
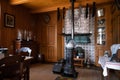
[104,76,109,80]
[100,67,104,80]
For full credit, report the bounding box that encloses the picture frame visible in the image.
[4,13,15,28]
[97,8,104,17]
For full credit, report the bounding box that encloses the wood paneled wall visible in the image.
[0,0,36,54]
[35,12,57,62]
[111,2,120,44]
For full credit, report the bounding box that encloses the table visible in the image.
[103,61,120,77]
[98,56,120,77]
[74,58,84,67]
[23,56,33,80]
[98,56,120,76]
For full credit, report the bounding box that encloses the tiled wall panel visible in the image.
[64,7,95,63]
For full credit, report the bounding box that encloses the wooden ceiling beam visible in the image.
[10,0,29,5]
[10,0,113,13]
[31,2,80,13]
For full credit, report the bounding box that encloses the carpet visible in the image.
[55,76,76,80]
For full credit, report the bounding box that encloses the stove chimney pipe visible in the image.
[70,0,76,39]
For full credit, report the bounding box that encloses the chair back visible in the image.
[19,52,29,56]
[18,47,32,57]
[117,49,120,62]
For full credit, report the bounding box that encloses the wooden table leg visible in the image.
[26,65,30,80]
[24,59,31,80]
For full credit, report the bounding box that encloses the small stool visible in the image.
[74,58,84,67]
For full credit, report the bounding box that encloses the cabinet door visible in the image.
[46,46,57,62]
[40,25,57,62]
[112,15,120,44]
[46,25,57,62]
[95,4,112,66]
[95,46,105,66]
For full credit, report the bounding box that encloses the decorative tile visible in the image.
[64,7,95,63]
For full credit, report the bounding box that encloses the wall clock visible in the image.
[43,14,50,23]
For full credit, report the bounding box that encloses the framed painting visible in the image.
[4,13,15,28]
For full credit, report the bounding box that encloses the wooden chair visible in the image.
[22,58,32,80]
[19,52,29,57]
[0,55,24,80]
[18,51,32,80]
[18,47,32,57]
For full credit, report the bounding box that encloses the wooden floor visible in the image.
[30,63,119,80]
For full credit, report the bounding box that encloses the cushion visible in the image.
[110,54,118,62]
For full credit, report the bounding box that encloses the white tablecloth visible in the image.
[0,53,4,59]
[98,56,120,76]
[98,56,110,69]
[103,62,120,76]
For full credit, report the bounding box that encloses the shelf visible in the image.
[74,58,84,60]
[63,33,92,43]
[62,33,92,36]
[97,26,105,28]
[74,58,84,67]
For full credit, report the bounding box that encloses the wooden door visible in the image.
[39,25,57,62]
[46,25,57,62]
[38,11,58,62]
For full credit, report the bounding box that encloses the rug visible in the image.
[55,76,76,80]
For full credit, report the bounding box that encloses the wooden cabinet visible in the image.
[95,2,120,66]
[95,4,112,66]
[74,58,84,67]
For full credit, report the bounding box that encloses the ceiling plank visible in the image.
[10,0,29,5]
[10,0,113,13]
[31,2,80,13]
